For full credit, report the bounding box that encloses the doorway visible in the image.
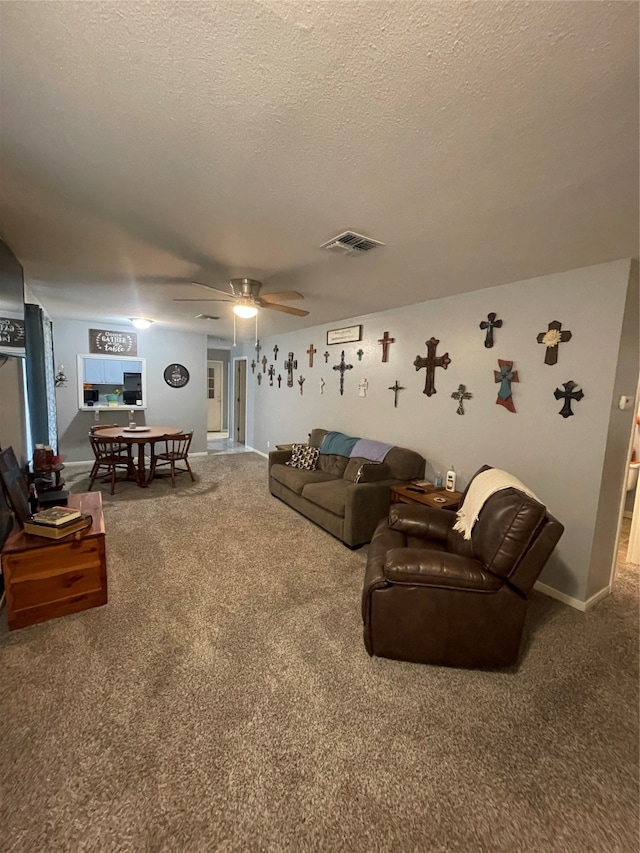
[232,358,247,444]
[206,360,224,433]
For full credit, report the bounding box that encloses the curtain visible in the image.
[24,303,57,452]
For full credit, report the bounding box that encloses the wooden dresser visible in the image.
[1,492,107,631]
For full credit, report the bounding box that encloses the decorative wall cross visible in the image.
[356,349,364,362]
[250,359,256,374]
[298,375,305,395]
[332,350,353,396]
[268,365,275,386]
[324,351,330,363]
[451,384,472,415]
[388,380,405,408]
[255,340,262,359]
[554,380,583,418]
[479,313,502,348]
[284,353,297,387]
[273,344,279,361]
[320,377,325,395]
[537,320,572,365]
[306,343,317,367]
[413,337,451,397]
[261,355,268,373]
[277,374,282,388]
[378,331,395,362]
[256,373,262,386]
[494,359,519,413]
[358,378,369,397]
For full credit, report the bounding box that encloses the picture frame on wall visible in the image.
[326,325,363,345]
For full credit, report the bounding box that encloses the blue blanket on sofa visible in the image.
[319,431,361,456]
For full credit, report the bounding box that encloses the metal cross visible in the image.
[298,375,305,395]
[358,378,368,397]
[451,383,473,415]
[277,374,282,388]
[356,348,364,362]
[388,380,405,408]
[306,343,317,367]
[256,372,262,386]
[324,351,330,363]
[537,320,572,365]
[494,359,519,413]
[284,352,297,387]
[250,359,256,374]
[332,350,353,396]
[479,313,502,348]
[261,355,268,373]
[268,365,275,386]
[273,344,279,361]
[554,380,584,418]
[255,340,262,359]
[320,377,325,395]
[378,331,395,362]
[413,337,451,396]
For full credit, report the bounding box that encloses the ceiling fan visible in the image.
[173,278,309,318]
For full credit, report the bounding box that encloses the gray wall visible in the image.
[54,319,208,461]
[241,259,638,605]
[206,346,231,431]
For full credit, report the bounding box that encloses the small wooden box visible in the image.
[1,492,107,631]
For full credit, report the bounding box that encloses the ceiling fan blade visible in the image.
[260,291,304,303]
[172,297,231,302]
[187,281,234,296]
[262,302,309,317]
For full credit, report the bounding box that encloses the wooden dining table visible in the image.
[97,425,180,487]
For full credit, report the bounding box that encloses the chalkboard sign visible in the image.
[0,317,25,347]
[89,329,137,356]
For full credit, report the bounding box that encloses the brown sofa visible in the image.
[362,465,564,667]
[269,428,425,548]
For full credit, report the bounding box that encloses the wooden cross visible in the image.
[250,359,256,374]
[320,377,325,395]
[298,375,305,395]
[537,320,572,365]
[255,340,262,359]
[388,380,405,408]
[479,313,502,348]
[306,343,317,367]
[261,355,268,373]
[273,344,279,361]
[356,348,364,362]
[494,359,519,413]
[358,378,368,397]
[324,351,330,363]
[256,373,262,386]
[332,350,353,396]
[413,337,451,397]
[277,374,282,388]
[378,331,395,362]
[554,380,583,418]
[268,365,275,386]
[451,383,472,415]
[284,352,297,387]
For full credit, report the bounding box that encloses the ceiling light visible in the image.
[130,318,153,330]
[233,300,259,319]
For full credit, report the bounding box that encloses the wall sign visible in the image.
[89,329,137,355]
[0,317,25,347]
[326,324,362,345]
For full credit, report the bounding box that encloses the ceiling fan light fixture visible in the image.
[130,318,153,330]
[233,299,259,319]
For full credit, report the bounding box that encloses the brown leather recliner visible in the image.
[362,467,564,668]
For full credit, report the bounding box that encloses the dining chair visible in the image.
[148,431,195,487]
[89,423,133,463]
[88,434,136,495]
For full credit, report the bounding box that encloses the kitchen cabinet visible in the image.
[78,354,147,410]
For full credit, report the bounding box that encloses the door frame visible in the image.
[231,357,248,444]
[206,359,224,432]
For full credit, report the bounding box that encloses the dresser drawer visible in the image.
[9,564,104,610]
[3,537,103,582]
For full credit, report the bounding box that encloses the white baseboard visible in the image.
[534,580,611,612]
[246,446,268,459]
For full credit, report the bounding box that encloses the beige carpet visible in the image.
[0,453,638,853]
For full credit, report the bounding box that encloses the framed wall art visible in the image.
[326,325,362,346]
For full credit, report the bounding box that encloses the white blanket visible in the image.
[453,469,540,540]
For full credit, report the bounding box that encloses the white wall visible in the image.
[53,320,208,461]
[242,259,638,605]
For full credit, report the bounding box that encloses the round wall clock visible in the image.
[163,364,190,388]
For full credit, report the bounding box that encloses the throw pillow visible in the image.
[354,461,389,484]
[285,443,320,471]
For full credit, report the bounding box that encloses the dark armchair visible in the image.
[362,467,564,668]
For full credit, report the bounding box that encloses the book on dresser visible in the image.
[23,514,93,539]
[29,505,82,527]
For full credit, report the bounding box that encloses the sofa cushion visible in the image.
[286,443,320,470]
[270,464,336,496]
[317,454,350,477]
[344,457,390,484]
[301,479,350,518]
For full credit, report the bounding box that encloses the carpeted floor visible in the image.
[0,453,638,852]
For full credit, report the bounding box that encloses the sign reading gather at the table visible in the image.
[89,329,137,356]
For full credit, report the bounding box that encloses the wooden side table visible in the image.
[390,483,463,511]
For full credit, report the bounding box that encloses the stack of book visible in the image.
[23,506,92,539]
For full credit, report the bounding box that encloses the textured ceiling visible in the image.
[0,1,638,344]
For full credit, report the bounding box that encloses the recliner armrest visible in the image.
[388,503,456,541]
[384,548,502,591]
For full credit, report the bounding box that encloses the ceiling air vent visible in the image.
[319,231,385,256]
